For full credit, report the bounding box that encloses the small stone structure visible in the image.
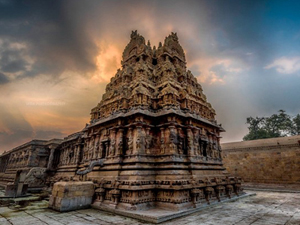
[49,181,94,212]
[222,135,300,185]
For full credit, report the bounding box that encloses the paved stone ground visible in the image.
[0,191,299,225]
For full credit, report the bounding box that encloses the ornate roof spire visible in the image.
[91,31,216,125]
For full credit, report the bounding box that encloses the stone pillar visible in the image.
[47,147,56,170]
[94,135,100,159]
[207,135,213,158]
[109,129,116,156]
[169,125,177,154]
[89,137,94,159]
[160,128,165,154]
[187,128,194,156]
[177,127,185,155]
[127,127,133,155]
[116,129,124,156]
[105,142,109,158]
[135,126,145,154]
[145,127,151,154]
[193,129,200,156]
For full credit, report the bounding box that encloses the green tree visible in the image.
[264,110,292,137]
[243,110,298,140]
[291,114,300,135]
[243,117,268,140]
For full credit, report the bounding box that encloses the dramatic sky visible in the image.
[0,0,300,153]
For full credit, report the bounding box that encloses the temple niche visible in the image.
[54,30,243,211]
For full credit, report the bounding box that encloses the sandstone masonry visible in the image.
[222,135,300,185]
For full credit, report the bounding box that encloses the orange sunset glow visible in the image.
[1,1,300,153]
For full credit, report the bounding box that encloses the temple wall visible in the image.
[222,135,300,184]
[0,139,62,188]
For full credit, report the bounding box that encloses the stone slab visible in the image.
[49,181,94,212]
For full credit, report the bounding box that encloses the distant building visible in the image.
[0,139,62,190]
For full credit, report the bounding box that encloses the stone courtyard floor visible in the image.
[0,190,299,225]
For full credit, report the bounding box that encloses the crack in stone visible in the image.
[235,201,285,225]
[0,212,13,225]
[24,210,50,225]
[284,209,300,225]
[41,212,68,225]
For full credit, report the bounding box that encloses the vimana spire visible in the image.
[0,31,244,222]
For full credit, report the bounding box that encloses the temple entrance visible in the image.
[101,142,107,158]
[202,141,207,157]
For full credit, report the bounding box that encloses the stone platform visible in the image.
[0,191,299,225]
[92,193,254,223]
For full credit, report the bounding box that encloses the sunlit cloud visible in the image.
[190,58,245,84]
[93,41,122,83]
[265,56,300,74]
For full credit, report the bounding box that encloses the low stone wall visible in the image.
[222,135,300,185]
[49,181,94,212]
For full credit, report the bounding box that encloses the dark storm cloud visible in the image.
[0,0,98,82]
[0,72,8,84]
[176,0,272,69]
[0,46,28,73]
[0,0,273,82]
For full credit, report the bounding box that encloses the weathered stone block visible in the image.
[49,181,94,212]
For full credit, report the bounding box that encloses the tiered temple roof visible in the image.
[91,31,216,124]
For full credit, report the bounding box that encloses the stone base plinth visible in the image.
[49,181,94,212]
[92,192,255,224]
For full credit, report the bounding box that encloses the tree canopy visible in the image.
[243,110,300,141]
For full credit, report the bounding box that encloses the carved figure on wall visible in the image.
[109,139,116,156]
[117,137,123,155]
[207,142,213,158]
[160,138,165,154]
[169,131,177,154]
[145,134,152,154]
[136,137,141,153]
[178,136,184,155]
[95,142,100,159]
[128,137,133,155]
[193,132,200,155]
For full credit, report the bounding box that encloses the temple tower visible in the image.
[55,31,243,211]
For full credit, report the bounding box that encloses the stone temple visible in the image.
[0,31,243,220]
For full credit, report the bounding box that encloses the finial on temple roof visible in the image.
[170,32,178,41]
[131,30,138,39]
